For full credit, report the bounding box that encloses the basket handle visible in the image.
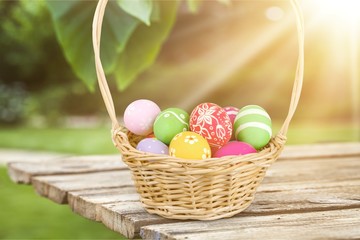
[92,0,304,136]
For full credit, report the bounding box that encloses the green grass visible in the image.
[0,127,118,154]
[0,127,123,239]
[0,168,125,239]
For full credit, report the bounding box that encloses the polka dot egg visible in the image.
[234,105,272,150]
[153,108,189,145]
[136,138,169,155]
[169,131,211,160]
[190,103,232,152]
[123,99,161,136]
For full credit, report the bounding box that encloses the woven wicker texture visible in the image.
[92,0,304,220]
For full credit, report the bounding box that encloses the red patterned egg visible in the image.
[190,103,232,152]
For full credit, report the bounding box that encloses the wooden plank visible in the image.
[264,156,360,184]
[6,143,360,185]
[5,144,360,239]
[32,170,132,204]
[68,187,138,221]
[0,149,66,165]
[140,208,360,240]
[101,202,179,239]
[30,156,360,238]
[249,181,360,213]
[7,155,126,184]
[279,142,360,160]
[97,179,360,238]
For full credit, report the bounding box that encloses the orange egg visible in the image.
[169,131,211,160]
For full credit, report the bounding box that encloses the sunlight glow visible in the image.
[178,16,294,109]
[265,6,284,22]
[309,0,360,26]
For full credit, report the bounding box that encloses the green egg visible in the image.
[153,108,189,145]
[234,105,272,150]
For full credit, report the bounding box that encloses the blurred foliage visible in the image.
[0,82,27,124]
[46,0,179,91]
[0,0,74,91]
[0,0,107,125]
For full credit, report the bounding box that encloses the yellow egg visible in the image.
[169,131,211,160]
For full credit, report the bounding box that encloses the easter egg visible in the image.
[190,103,232,152]
[153,108,189,145]
[223,106,239,124]
[224,106,239,140]
[234,105,272,150]
[214,141,257,158]
[123,99,161,136]
[136,138,169,155]
[169,131,211,160]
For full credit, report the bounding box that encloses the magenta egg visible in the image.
[123,99,161,136]
[214,141,257,158]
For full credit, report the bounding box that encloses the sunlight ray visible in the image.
[178,11,295,109]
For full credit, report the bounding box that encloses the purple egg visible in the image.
[214,141,257,158]
[136,138,169,155]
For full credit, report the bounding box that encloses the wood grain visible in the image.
[140,208,360,240]
[264,156,360,184]
[7,155,126,184]
[32,170,132,204]
[95,178,360,238]
[101,202,178,239]
[279,142,360,160]
[68,187,138,221]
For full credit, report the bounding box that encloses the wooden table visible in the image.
[7,143,360,239]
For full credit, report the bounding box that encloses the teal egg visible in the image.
[234,105,272,150]
[153,108,189,145]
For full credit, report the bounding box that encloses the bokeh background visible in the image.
[0,0,359,239]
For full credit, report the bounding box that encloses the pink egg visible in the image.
[223,106,239,124]
[190,103,232,152]
[224,106,239,140]
[214,141,257,158]
[124,99,161,136]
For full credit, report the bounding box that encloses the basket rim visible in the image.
[112,125,286,167]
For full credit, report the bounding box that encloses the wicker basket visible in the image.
[92,0,304,220]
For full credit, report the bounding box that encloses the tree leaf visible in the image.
[117,0,153,26]
[45,0,139,91]
[113,0,179,90]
